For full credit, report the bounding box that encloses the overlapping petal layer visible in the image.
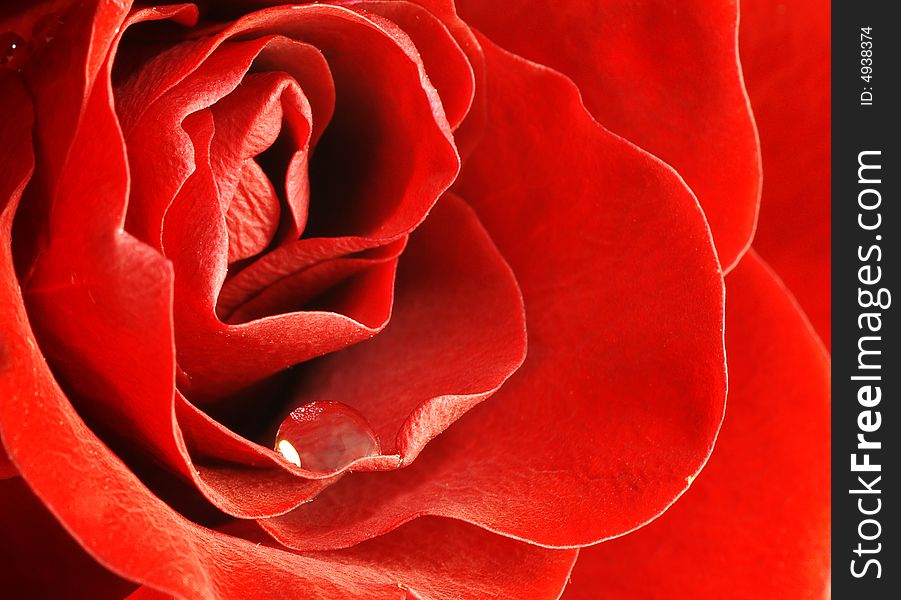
[456,0,761,271]
[740,0,831,347]
[349,1,474,130]
[562,251,830,599]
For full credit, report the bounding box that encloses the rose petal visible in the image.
[739,0,831,347]
[118,23,330,250]
[249,35,335,149]
[209,0,480,142]
[12,3,193,280]
[120,4,458,247]
[269,3,460,242]
[456,0,761,271]
[215,235,399,320]
[21,6,195,482]
[203,68,304,196]
[1,6,106,482]
[403,0,488,158]
[259,38,727,551]
[0,479,137,598]
[281,193,526,463]
[0,69,34,482]
[147,109,387,517]
[174,392,336,512]
[0,52,116,599]
[349,0,474,130]
[222,238,407,324]
[14,1,167,263]
[209,69,310,244]
[224,159,282,263]
[155,112,334,517]
[563,251,830,599]
[220,3,459,251]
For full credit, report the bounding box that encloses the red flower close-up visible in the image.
[1,1,829,598]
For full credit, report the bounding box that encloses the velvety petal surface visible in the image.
[740,0,831,347]
[456,0,761,271]
[563,251,830,599]
[259,38,727,551]
[208,1,485,152]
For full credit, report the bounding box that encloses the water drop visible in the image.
[274,401,380,472]
[0,33,29,70]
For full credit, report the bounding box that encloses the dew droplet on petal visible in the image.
[0,32,29,70]
[274,401,380,472]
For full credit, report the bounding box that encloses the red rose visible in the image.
[1,1,828,599]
